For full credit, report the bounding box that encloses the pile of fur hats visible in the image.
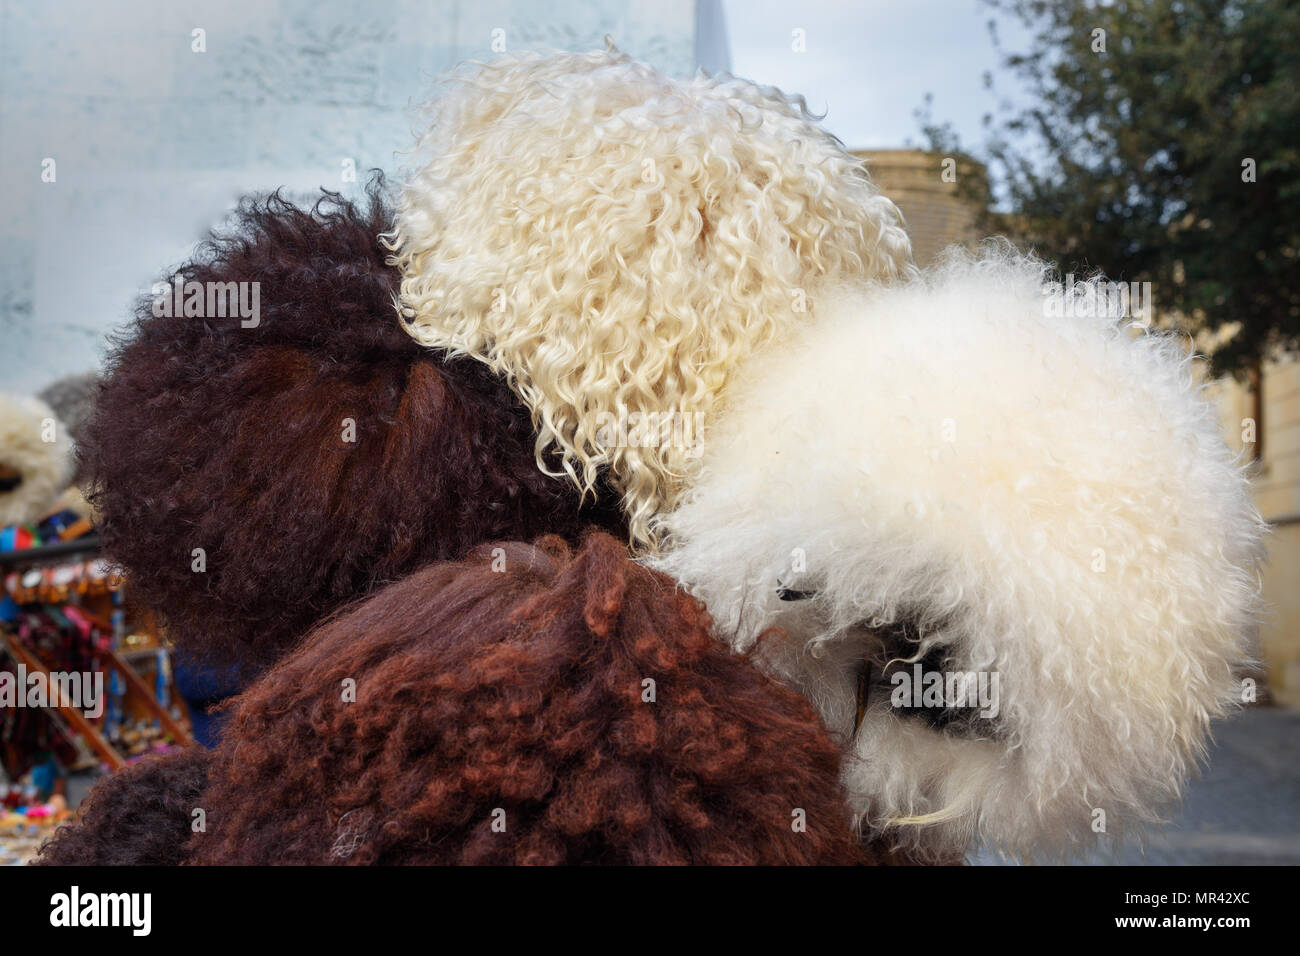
[37,46,1264,866]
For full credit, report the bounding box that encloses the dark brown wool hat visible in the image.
[80,180,623,676]
[34,747,208,866]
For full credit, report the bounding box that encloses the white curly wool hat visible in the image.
[651,246,1267,860]
[388,45,914,547]
[0,393,74,528]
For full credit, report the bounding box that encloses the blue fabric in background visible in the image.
[172,656,245,749]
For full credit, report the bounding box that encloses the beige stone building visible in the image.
[858,148,985,266]
[1212,367,1300,706]
[859,147,1300,707]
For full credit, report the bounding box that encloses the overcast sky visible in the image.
[721,0,1035,153]
[2,0,1040,394]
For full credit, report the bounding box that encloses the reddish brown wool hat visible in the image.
[186,532,888,865]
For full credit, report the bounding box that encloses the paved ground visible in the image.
[970,705,1300,865]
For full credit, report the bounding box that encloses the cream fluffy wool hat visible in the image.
[0,393,73,528]
[651,246,1267,860]
[388,46,913,547]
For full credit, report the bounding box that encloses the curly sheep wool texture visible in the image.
[651,245,1267,861]
[0,393,73,528]
[389,46,914,548]
[34,747,209,866]
[81,181,625,675]
[185,532,878,866]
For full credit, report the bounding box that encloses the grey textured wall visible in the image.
[0,0,726,394]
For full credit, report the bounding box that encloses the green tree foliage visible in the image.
[935,0,1299,377]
